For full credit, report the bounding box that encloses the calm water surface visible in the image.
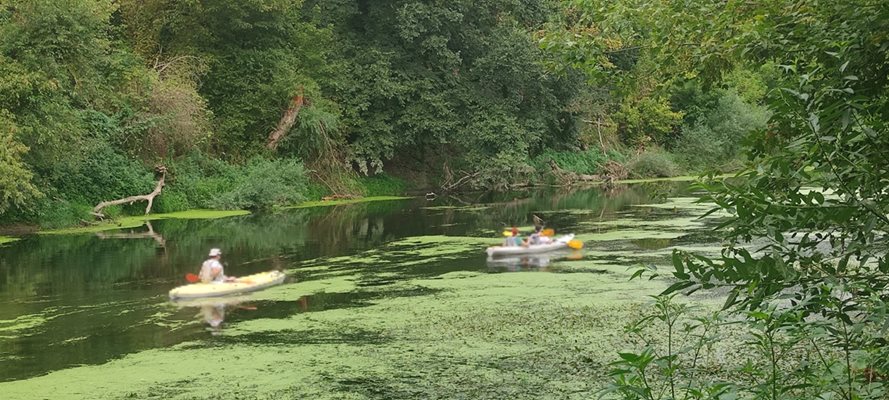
[0,183,706,382]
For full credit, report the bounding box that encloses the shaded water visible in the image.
[0,182,718,386]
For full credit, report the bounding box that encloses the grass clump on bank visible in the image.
[532,149,625,176]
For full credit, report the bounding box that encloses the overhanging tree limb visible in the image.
[92,166,166,219]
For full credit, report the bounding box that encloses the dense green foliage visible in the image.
[0,0,776,230]
[0,0,775,228]
[625,149,679,179]
[596,1,889,399]
[156,155,309,213]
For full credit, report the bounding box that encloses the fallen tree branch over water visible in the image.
[92,166,166,219]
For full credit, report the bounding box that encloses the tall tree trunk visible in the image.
[266,88,306,150]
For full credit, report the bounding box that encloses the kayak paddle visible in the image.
[567,239,583,250]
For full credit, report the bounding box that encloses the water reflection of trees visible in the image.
[429,182,690,233]
[0,184,691,299]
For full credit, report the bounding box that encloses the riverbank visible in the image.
[1,171,720,239]
[1,196,413,237]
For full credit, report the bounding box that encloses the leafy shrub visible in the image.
[673,89,770,171]
[626,149,681,178]
[35,199,92,229]
[153,189,190,213]
[617,96,684,147]
[532,149,626,176]
[0,113,41,214]
[360,174,406,196]
[210,157,308,211]
[43,141,156,205]
[162,153,237,208]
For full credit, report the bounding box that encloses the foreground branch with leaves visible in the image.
[604,1,889,399]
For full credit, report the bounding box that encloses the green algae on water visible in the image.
[284,196,412,209]
[0,266,671,400]
[420,205,491,212]
[0,314,47,338]
[40,209,251,235]
[574,229,687,242]
[614,173,731,185]
[0,235,18,245]
[0,188,745,399]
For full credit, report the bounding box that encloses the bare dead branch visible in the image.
[92,166,166,219]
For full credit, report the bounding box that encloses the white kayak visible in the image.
[486,234,576,258]
[169,271,286,300]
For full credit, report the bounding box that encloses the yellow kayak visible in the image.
[169,271,286,300]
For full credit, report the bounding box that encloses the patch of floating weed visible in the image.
[574,229,686,242]
[284,196,412,209]
[0,314,47,338]
[249,275,359,302]
[420,205,491,212]
[631,197,719,212]
[41,210,251,235]
[589,215,707,229]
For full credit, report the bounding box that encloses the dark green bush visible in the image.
[163,154,310,212]
[164,153,239,209]
[153,189,190,213]
[531,149,626,176]
[673,89,770,171]
[626,149,681,178]
[42,142,155,205]
[35,199,92,229]
[360,174,406,196]
[210,157,308,211]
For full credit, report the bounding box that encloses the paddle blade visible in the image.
[502,231,512,237]
[541,228,555,237]
[567,240,584,250]
[185,273,200,283]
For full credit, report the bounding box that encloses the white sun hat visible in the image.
[208,248,222,257]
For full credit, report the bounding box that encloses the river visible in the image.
[0,182,726,399]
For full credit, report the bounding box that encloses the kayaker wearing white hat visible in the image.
[199,248,235,283]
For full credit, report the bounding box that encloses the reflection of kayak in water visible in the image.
[169,271,286,300]
[486,234,576,257]
[486,249,579,271]
[170,296,256,332]
[486,254,552,270]
[169,295,252,308]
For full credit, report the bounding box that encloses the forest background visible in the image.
[0,0,831,230]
